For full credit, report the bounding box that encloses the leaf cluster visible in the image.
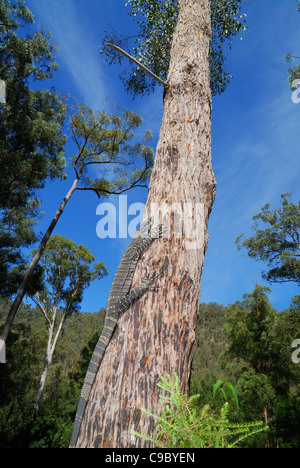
[0,199,42,297]
[70,103,154,197]
[33,235,108,316]
[132,373,266,448]
[100,0,248,97]
[191,298,300,447]
[236,193,300,285]
[0,0,67,297]
[0,0,67,209]
[225,285,300,400]
[285,2,300,88]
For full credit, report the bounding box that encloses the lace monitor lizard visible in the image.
[69,218,163,448]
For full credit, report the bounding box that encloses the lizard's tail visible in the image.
[69,317,117,448]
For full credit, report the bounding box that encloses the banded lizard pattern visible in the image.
[69,218,163,448]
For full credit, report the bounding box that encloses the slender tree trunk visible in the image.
[77,0,216,448]
[33,351,53,417]
[33,308,67,416]
[0,178,79,344]
[262,407,270,448]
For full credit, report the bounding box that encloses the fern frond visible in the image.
[131,374,267,449]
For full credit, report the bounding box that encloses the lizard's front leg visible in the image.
[118,272,162,312]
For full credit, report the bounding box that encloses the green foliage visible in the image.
[224,286,294,390]
[30,414,72,449]
[0,320,47,447]
[132,373,266,448]
[0,0,67,208]
[286,2,300,87]
[28,236,107,417]
[224,286,300,447]
[0,298,105,447]
[236,193,300,285]
[75,324,104,382]
[100,0,248,97]
[210,0,248,95]
[213,379,239,409]
[286,56,300,89]
[35,235,108,315]
[1,295,299,448]
[190,298,300,448]
[69,104,154,196]
[0,0,67,297]
[225,286,275,373]
[190,303,229,406]
[273,395,300,448]
[0,199,43,297]
[235,370,275,421]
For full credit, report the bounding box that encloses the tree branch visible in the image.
[31,293,51,329]
[105,43,167,87]
[75,182,148,197]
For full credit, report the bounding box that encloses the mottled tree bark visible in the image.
[77,0,216,448]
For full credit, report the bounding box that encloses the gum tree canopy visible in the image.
[236,193,300,285]
[101,0,247,97]
[0,0,67,297]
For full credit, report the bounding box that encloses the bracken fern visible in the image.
[131,373,267,448]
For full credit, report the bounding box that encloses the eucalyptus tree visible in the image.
[0,104,154,344]
[75,0,248,448]
[0,0,67,209]
[31,235,107,416]
[0,0,67,297]
[225,286,300,446]
[236,193,300,285]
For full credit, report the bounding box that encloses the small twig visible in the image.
[106,43,167,87]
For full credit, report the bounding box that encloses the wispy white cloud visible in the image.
[28,0,110,108]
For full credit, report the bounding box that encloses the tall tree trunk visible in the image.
[0,178,78,344]
[76,0,216,448]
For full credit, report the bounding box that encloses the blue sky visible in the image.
[25,0,300,313]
